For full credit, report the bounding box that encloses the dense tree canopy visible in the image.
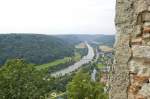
[0,34,75,65]
[67,70,108,99]
[0,59,54,99]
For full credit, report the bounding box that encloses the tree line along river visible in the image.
[51,42,95,77]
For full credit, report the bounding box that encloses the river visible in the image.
[51,42,95,77]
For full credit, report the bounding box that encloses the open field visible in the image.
[36,53,81,70]
[99,45,113,52]
[36,57,72,70]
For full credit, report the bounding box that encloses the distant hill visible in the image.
[0,34,115,66]
[92,35,115,47]
[0,34,75,65]
[55,34,115,47]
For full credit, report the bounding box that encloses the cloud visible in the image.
[0,0,116,34]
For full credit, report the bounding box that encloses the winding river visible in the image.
[51,42,95,77]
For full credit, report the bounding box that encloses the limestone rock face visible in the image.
[111,0,150,99]
[132,46,150,59]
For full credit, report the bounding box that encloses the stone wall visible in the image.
[110,0,150,99]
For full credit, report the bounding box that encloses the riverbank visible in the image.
[51,43,95,76]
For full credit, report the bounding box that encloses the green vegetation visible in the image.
[75,48,88,58]
[0,34,114,66]
[55,34,115,48]
[97,56,108,66]
[0,53,110,99]
[0,59,54,99]
[67,70,108,99]
[36,57,72,70]
[0,59,74,99]
[93,35,115,47]
[36,52,82,73]
[73,52,81,62]
[0,34,76,65]
[0,34,114,99]
[51,74,73,92]
[97,63,105,68]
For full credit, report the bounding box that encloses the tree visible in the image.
[67,70,108,99]
[0,59,53,99]
[0,34,75,65]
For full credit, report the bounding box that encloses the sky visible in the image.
[0,0,116,35]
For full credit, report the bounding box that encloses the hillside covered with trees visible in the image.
[0,34,115,67]
[56,34,115,47]
[0,34,76,66]
[0,34,114,99]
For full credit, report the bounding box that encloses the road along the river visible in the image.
[51,42,95,77]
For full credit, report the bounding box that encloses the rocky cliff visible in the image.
[111,0,150,99]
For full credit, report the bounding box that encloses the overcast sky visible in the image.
[0,0,116,35]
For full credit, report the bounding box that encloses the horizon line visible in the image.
[0,32,115,35]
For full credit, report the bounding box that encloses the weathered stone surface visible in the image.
[133,25,142,37]
[143,33,150,39]
[139,83,150,98]
[144,22,150,27]
[110,67,129,99]
[148,41,150,46]
[143,27,150,33]
[132,46,150,59]
[131,37,142,45]
[129,59,150,77]
[135,0,148,13]
[143,12,150,21]
[115,0,134,25]
[111,0,150,99]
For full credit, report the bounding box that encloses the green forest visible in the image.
[0,34,114,66]
[0,59,108,99]
[0,34,114,99]
[0,34,76,66]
